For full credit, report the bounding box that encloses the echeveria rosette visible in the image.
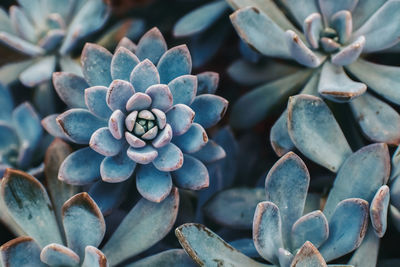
[0,0,109,87]
[228,0,400,151]
[0,142,187,266]
[175,152,373,266]
[47,27,228,202]
[0,84,43,176]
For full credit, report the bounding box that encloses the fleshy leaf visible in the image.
[127,146,158,164]
[111,47,139,81]
[90,127,122,157]
[318,0,357,22]
[176,223,270,267]
[126,249,196,267]
[168,75,197,106]
[0,237,45,267]
[203,187,264,229]
[331,36,365,66]
[130,59,160,93]
[1,169,63,247]
[157,45,192,84]
[146,84,173,112]
[152,143,183,172]
[172,123,208,153]
[82,43,113,87]
[191,140,226,164]
[303,13,323,49]
[171,154,209,190]
[53,72,88,108]
[85,86,112,119]
[40,243,80,266]
[197,71,219,95]
[106,80,135,112]
[291,241,327,267]
[370,185,390,238]
[102,188,179,266]
[136,164,172,202]
[136,27,167,65]
[82,246,108,267]
[287,94,352,172]
[19,56,56,87]
[166,104,195,136]
[191,94,228,129]
[100,150,135,183]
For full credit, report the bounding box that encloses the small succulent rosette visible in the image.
[0,84,43,176]
[176,152,376,266]
[0,0,110,87]
[0,140,191,266]
[228,0,400,151]
[43,27,228,202]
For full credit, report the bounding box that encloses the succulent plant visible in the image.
[228,0,400,151]
[0,139,188,266]
[42,27,228,202]
[0,0,110,87]
[0,84,44,176]
[175,152,374,266]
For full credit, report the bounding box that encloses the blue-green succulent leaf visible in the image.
[100,149,135,183]
[40,243,80,266]
[53,72,88,109]
[85,86,112,119]
[352,0,400,52]
[39,30,65,51]
[166,104,195,136]
[1,169,63,247]
[348,227,380,267]
[126,93,152,112]
[0,237,45,267]
[81,246,108,267]
[370,185,390,238]
[331,10,352,44]
[58,147,103,185]
[265,152,310,249]
[173,0,228,37]
[230,6,290,58]
[172,123,208,153]
[253,201,283,264]
[176,223,271,267]
[89,127,123,157]
[59,56,83,77]
[323,143,390,218]
[319,198,369,262]
[146,84,173,112]
[196,71,219,95]
[191,140,226,164]
[0,7,13,33]
[82,43,113,87]
[126,249,196,267]
[12,102,42,150]
[346,59,400,105]
[303,13,323,49]
[111,47,139,81]
[230,239,260,258]
[106,80,135,112]
[0,59,34,85]
[57,109,106,144]
[168,75,197,106]
[127,145,158,164]
[9,6,36,43]
[203,187,264,229]
[230,70,311,129]
[19,56,56,87]
[350,92,400,145]
[318,62,366,102]
[291,241,327,267]
[331,36,365,66]
[102,188,179,266]
[41,114,69,140]
[283,0,319,27]
[170,153,209,190]
[318,0,357,22]
[62,192,105,259]
[136,164,172,203]
[153,143,183,172]
[291,211,329,250]
[136,27,167,65]
[287,94,352,172]
[130,59,160,93]
[351,0,387,30]
[191,94,228,129]
[157,45,192,84]
[0,31,44,56]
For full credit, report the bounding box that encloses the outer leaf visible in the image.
[81,43,113,87]
[52,72,88,109]
[176,223,270,267]
[370,185,390,238]
[102,188,179,266]
[126,249,196,267]
[291,241,327,267]
[0,237,45,267]
[287,94,352,172]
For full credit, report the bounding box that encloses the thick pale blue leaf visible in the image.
[89,127,122,157]
[1,169,63,247]
[291,241,327,267]
[203,187,264,229]
[0,59,33,85]
[168,75,197,106]
[53,72,88,108]
[172,123,208,153]
[157,45,192,84]
[171,154,209,190]
[0,237,45,267]
[136,163,172,202]
[191,94,228,129]
[173,0,228,37]
[351,0,387,30]
[287,95,352,172]
[130,59,160,93]
[0,31,44,56]
[59,147,103,185]
[191,140,226,164]
[303,13,323,49]
[265,152,310,249]
[111,47,139,81]
[127,249,196,267]
[153,143,183,172]
[9,6,36,43]
[85,86,112,119]
[102,188,179,265]
[136,27,167,65]
[38,29,65,51]
[331,36,365,66]
[12,102,42,151]
[283,0,319,27]
[253,201,283,264]
[346,59,400,105]
[100,149,135,183]
[331,10,352,44]
[127,145,158,164]
[81,246,108,267]
[197,71,219,95]
[348,227,380,267]
[352,0,400,52]
[81,43,113,87]
[57,109,106,144]
[126,93,152,112]
[318,61,366,102]
[166,104,195,136]
[59,56,83,77]
[40,243,80,266]
[318,0,358,22]
[106,79,135,112]
[41,114,69,139]
[350,92,400,145]
[323,143,390,218]
[230,239,259,258]
[291,211,329,250]
[176,223,270,267]
[19,56,56,87]
[230,70,311,129]
[320,198,369,262]
[62,192,105,258]
[370,185,390,237]
[146,84,173,112]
